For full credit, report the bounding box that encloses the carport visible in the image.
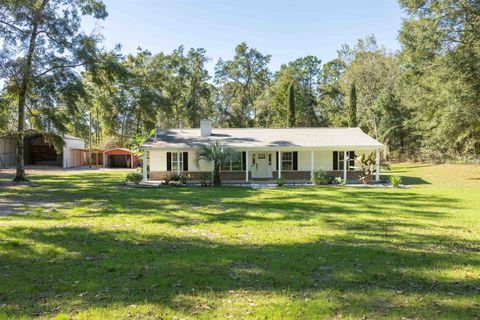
[0,131,86,168]
[103,148,138,168]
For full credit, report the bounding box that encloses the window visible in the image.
[337,151,355,171]
[221,151,242,171]
[171,152,183,172]
[231,152,242,170]
[282,152,293,171]
[268,154,272,166]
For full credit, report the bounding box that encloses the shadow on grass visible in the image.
[0,171,476,318]
[0,226,478,318]
[1,178,456,225]
[381,174,431,185]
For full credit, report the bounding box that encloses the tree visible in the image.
[374,88,411,156]
[215,43,271,127]
[195,141,234,186]
[0,0,107,181]
[319,58,346,127]
[338,36,400,138]
[287,82,296,127]
[348,82,357,127]
[398,0,480,157]
[255,56,322,128]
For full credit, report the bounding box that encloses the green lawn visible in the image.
[0,164,479,319]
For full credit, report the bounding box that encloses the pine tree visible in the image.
[348,82,358,127]
[0,0,107,181]
[288,82,296,127]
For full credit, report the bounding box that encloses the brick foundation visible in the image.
[149,171,251,181]
[150,170,361,181]
[327,171,361,180]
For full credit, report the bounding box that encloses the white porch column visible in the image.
[310,150,314,180]
[142,151,147,182]
[343,150,347,182]
[177,152,181,175]
[375,148,380,181]
[245,150,249,182]
[278,150,282,178]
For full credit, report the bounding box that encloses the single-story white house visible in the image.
[140,120,384,183]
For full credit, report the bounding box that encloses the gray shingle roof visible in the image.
[141,127,383,150]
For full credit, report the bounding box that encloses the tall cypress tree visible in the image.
[349,82,358,127]
[288,82,296,127]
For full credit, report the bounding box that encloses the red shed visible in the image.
[103,148,139,168]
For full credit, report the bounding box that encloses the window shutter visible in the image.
[276,152,279,170]
[242,151,246,170]
[183,152,188,171]
[166,152,172,171]
[333,151,338,170]
[293,151,298,170]
[349,151,355,171]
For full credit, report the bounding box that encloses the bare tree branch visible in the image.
[0,19,29,34]
[36,62,87,77]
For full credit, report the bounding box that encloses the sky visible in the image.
[82,0,405,75]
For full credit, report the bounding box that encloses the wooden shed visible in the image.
[103,148,139,168]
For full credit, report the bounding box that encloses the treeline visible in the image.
[1,0,479,168]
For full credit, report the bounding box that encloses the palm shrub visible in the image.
[196,141,234,186]
[389,175,402,188]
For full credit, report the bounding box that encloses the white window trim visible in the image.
[281,151,294,171]
[337,151,355,171]
[171,152,184,172]
[221,151,243,172]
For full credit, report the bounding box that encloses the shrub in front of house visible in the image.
[125,172,143,184]
[275,177,286,187]
[199,172,212,186]
[179,174,192,184]
[163,173,191,185]
[311,170,335,185]
[334,177,346,185]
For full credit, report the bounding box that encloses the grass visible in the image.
[0,163,479,319]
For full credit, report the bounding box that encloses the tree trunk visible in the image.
[14,8,44,181]
[96,106,99,145]
[213,163,221,186]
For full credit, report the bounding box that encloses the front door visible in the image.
[253,153,270,178]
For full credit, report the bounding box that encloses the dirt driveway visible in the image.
[0,165,133,177]
[0,166,132,216]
